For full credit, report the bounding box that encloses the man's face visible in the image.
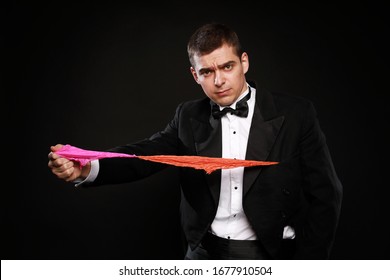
[190,44,249,107]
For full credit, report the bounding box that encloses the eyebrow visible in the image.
[198,60,237,74]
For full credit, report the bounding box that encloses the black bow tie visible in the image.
[212,88,251,119]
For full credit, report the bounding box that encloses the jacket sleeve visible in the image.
[92,103,184,186]
[295,101,343,259]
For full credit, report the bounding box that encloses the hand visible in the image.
[48,144,90,182]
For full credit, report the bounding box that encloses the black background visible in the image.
[3,3,388,259]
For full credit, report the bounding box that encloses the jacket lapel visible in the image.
[190,110,222,205]
[243,86,285,196]
[189,85,285,202]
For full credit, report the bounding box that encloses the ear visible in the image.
[241,52,249,74]
[190,66,200,84]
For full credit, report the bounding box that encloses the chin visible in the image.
[213,96,233,107]
[219,99,234,107]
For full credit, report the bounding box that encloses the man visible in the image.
[48,23,343,259]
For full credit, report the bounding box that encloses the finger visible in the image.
[48,144,65,160]
[53,166,76,181]
[50,144,64,153]
[49,152,63,161]
[48,151,55,160]
[54,158,74,169]
[50,161,76,178]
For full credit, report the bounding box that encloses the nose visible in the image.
[214,70,225,87]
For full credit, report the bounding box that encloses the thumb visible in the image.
[50,144,64,152]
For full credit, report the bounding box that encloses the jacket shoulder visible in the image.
[177,97,211,117]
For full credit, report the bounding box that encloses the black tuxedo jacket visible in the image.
[92,81,343,259]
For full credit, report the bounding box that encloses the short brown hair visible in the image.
[187,23,243,67]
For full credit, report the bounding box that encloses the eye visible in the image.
[202,70,212,76]
[224,64,232,70]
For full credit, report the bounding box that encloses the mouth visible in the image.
[215,89,230,96]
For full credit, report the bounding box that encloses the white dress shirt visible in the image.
[210,84,257,240]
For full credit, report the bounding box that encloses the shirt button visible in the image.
[233,131,236,134]
[233,214,237,217]
[234,187,238,190]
